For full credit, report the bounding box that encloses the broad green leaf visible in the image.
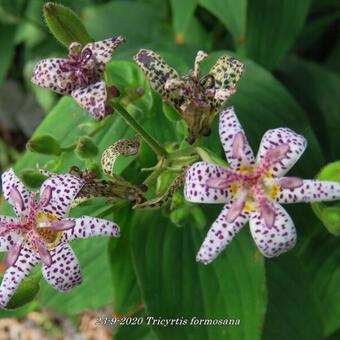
[82,1,167,48]
[198,0,246,47]
[263,254,323,340]
[326,38,340,77]
[170,0,197,42]
[0,0,25,24]
[299,223,340,336]
[277,57,340,160]
[0,24,16,86]
[109,207,142,316]
[245,0,312,70]
[131,210,267,340]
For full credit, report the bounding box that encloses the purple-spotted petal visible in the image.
[1,169,34,218]
[277,179,340,204]
[249,202,296,258]
[83,36,125,73]
[41,243,82,292]
[40,174,85,219]
[219,107,255,169]
[71,80,108,120]
[61,216,120,242]
[196,201,250,264]
[184,162,231,204]
[0,246,39,308]
[256,128,307,177]
[31,58,75,95]
[0,216,21,251]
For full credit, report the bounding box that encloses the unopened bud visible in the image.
[75,136,99,159]
[43,2,93,47]
[27,135,61,155]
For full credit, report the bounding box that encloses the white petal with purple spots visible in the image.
[196,201,250,264]
[61,216,120,242]
[40,174,85,219]
[41,243,82,292]
[1,169,34,218]
[0,216,21,252]
[249,202,296,258]
[256,128,307,177]
[277,179,340,204]
[219,107,255,169]
[71,80,108,121]
[0,246,39,307]
[31,58,76,95]
[84,36,125,73]
[184,162,231,204]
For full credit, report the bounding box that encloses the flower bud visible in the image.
[20,170,47,189]
[26,135,61,155]
[320,207,340,236]
[312,161,340,235]
[43,2,93,47]
[75,136,99,160]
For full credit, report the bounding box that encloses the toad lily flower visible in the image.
[31,36,125,120]
[185,107,340,264]
[134,49,244,144]
[0,169,120,308]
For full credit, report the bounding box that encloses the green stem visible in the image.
[112,102,168,158]
[168,146,196,160]
[143,167,165,187]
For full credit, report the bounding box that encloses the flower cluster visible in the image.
[1,20,338,310]
[185,107,340,263]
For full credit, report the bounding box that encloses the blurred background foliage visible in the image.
[0,0,339,339]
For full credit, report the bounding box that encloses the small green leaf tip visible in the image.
[43,2,93,47]
[75,136,99,159]
[26,135,61,156]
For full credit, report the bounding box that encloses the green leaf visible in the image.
[299,223,340,336]
[245,0,312,69]
[43,2,93,47]
[277,57,340,159]
[170,0,198,41]
[109,207,142,316]
[0,0,25,24]
[0,24,16,86]
[131,210,267,340]
[198,0,246,47]
[263,255,323,340]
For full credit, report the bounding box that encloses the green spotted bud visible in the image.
[27,135,61,155]
[311,161,340,235]
[75,136,99,160]
[43,2,93,47]
[20,170,47,189]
